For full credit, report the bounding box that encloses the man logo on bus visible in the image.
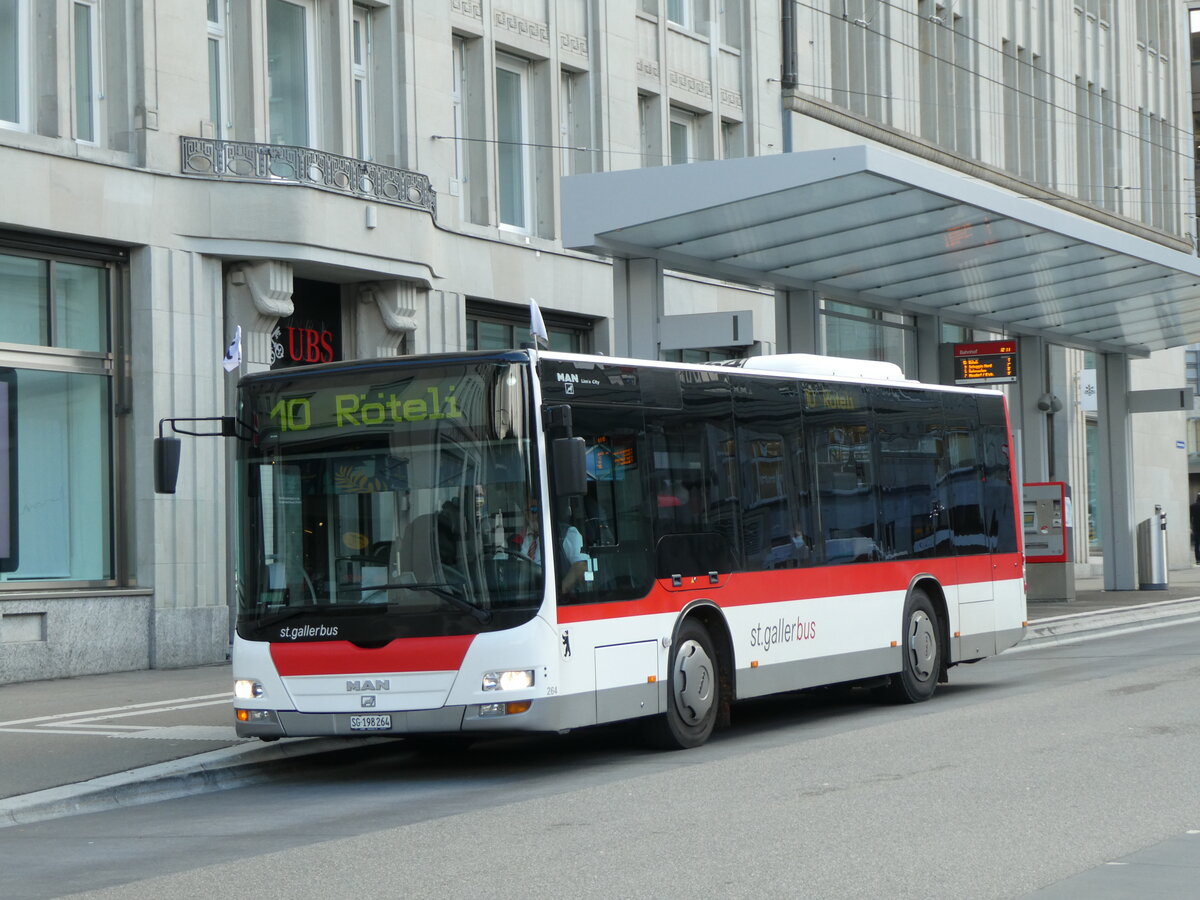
[346,679,390,692]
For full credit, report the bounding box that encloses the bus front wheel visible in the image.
[888,588,941,703]
[646,619,720,750]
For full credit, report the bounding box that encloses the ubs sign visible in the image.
[271,280,343,369]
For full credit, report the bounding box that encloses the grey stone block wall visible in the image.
[151,605,231,670]
[0,594,153,685]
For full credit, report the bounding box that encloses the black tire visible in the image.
[645,619,720,750]
[887,588,941,703]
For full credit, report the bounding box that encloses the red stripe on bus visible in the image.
[557,553,1022,624]
[270,634,475,676]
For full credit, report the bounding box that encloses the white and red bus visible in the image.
[230,349,1025,748]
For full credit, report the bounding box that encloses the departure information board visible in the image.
[952,341,1017,385]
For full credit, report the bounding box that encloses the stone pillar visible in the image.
[357,281,418,358]
[225,261,294,374]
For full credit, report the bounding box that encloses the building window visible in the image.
[638,93,662,167]
[0,248,116,585]
[918,1,977,156]
[720,119,744,159]
[266,0,313,147]
[829,0,890,123]
[351,4,371,160]
[661,347,742,364]
[0,0,27,130]
[451,36,469,214]
[72,0,100,143]
[1075,78,1119,210]
[466,302,590,354]
[669,107,697,165]
[207,0,229,138]
[1073,2,1120,213]
[667,0,707,32]
[560,69,594,176]
[495,54,532,230]
[1002,42,1052,184]
[822,300,917,378]
[719,1,741,47]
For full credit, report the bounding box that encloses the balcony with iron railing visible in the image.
[179,136,436,216]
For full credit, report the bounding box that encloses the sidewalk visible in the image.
[3,571,1200,828]
[1022,565,1200,645]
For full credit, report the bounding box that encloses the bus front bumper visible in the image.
[234,698,570,739]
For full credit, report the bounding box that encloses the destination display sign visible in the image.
[952,340,1017,385]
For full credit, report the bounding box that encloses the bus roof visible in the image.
[239,348,1002,397]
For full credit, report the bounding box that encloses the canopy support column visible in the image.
[612,258,664,359]
[773,289,820,354]
[1098,353,1137,590]
[1017,336,1051,484]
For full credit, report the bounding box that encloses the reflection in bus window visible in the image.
[560,405,653,604]
[806,383,879,564]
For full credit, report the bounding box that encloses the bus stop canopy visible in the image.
[561,145,1200,358]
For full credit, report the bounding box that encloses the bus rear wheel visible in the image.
[645,619,720,750]
[888,588,941,703]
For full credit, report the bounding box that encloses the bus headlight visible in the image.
[234,679,265,699]
[482,670,534,691]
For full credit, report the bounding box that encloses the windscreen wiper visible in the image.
[343,581,493,623]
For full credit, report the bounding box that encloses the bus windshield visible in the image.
[235,358,543,644]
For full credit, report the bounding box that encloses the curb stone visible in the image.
[1016,596,1200,649]
[0,736,390,829]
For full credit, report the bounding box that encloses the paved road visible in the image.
[3,619,1198,899]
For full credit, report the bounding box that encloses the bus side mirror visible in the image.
[552,437,587,497]
[154,436,182,494]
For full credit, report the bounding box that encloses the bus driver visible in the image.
[513,499,589,594]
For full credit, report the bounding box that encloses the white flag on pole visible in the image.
[529,298,549,348]
[222,325,242,373]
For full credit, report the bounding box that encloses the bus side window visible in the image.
[805,383,879,565]
[649,372,741,574]
[979,395,1018,554]
[735,376,810,570]
[874,387,949,560]
[944,394,988,556]
[560,404,654,604]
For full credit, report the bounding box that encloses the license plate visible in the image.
[349,714,392,731]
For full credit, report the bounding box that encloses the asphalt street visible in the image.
[0,608,1197,899]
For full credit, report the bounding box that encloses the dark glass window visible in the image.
[979,394,1018,554]
[874,387,950,559]
[944,393,988,556]
[735,376,813,569]
[649,370,740,576]
[559,404,654,604]
[466,300,590,353]
[806,382,879,564]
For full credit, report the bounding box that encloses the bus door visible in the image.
[945,393,998,658]
[978,393,1021,644]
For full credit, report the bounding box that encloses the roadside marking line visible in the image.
[58,698,231,726]
[0,693,231,729]
[0,728,163,737]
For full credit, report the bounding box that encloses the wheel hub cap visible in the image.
[673,639,715,725]
[908,610,936,680]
